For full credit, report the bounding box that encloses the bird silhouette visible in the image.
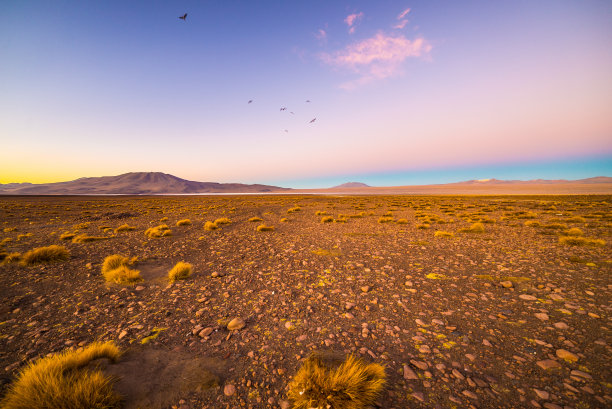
[306,100,311,103]
[290,112,294,115]
[179,13,187,20]
[309,118,316,123]
[248,100,253,104]
[284,129,289,133]
[280,107,287,111]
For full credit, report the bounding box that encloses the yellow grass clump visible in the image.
[21,245,70,265]
[280,218,289,223]
[377,217,394,223]
[563,227,584,237]
[0,341,122,409]
[396,218,408,224]
[72,234,108,243]
[321,216,334,223]
[168,261,192,282]
[256,225,275,232]
[144,224,171,238]
[204,221,218,231]
[114,224,136,233]
[287,207,301,213]
[248,217,263,222]
[558,236,605,247]
[101,254,141,285]
[524,221,541,227]
[176,219,192,226]
[434,231,454,238]
[460,222,485,233]
[416,224,431,229]
[59,232,76,240]
[214,217,231,225]
[3,252,21,264]
[315,211,329,216]
[288,353,386,409]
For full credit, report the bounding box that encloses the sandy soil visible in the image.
[0,194,610,409]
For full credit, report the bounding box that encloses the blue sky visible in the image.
[1,1,611,187]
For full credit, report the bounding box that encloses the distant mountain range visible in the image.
[332,182,370,188]
[0,173,610,195]
[0,172,289,195]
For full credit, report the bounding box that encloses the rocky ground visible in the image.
[0,194,610,409]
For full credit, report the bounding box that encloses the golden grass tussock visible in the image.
[3,252,21,264]
[377,217,394,223]
[114,224,136,233]
[542,223,568,230]
[524,221,541,227]
[144,224,171,238]
[176,219,192,226]
[214,217,231,225]
[280,218,289,223]
[416,224,431,229]
[434,231,455,238]
[0,341,121,409]
[101,254,141,285]
[168,261,192,282]
[288,353,386,409]
[59,232,76,240]
[396,218,408,224]
[204,221,218,231]
[566,216,586,223]
[321,216,334,223]
[315,211,329,216]
[248,217,263,222]
[256,225,275,232]
[460,222,485,233]
[558,236,605,247]
[287,206,301,213]
[563,227,584,237]
[72,234,108,243]
[21,245,70,265]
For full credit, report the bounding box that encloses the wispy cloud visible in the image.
[397,8,411,20]
[344,12,364,34]
[321,32,431,89]
[315,28,327,41]
[393,20,408,29]
[394,7,410,29]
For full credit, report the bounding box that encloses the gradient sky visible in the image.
[1,1,611,188]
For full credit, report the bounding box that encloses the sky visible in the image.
[1,0,611,188]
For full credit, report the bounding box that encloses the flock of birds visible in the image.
[179,12,317,133]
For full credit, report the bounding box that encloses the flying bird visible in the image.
[306,100,311,103]
[280,107,287,111]
[179,13,187,20]
[290,112,294,115]
[284,129,289,133]
[248,100,253,104]
[309,118,316,123]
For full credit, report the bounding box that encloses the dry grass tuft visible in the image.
[3,252,21,264]
[287,207,301,213]
[315,211,329,216]
[563,227,584,237]
[59,232,76,240]
[256,225,275,232]
[176,219,192,226]
[204,221,218,231]
[114,224,136,233]
[460,222,485,233]
[416,224,430,229]
[524,221,541,227]
[144,224,172,238]
[288,353,386,409]
[248,217,263,222]
[214,217,231,225]
[396,218,408,224]
[321,216,334,223]
[0,341,121,409]
[168,261,192,282]
[558,236,605,247]
[21,245,70,265]
[280,218,289,223]
[377,217,394,224]
[72,234,108,243]
[101,254,141,284]
[434,231,454,238]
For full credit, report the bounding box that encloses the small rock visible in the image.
[519,294,537,301]
[345,302,356,310]
[536,359,561,370]
[410,360,429,370]
[223,383,236,396]
[570,369,592,379]
[533,389,549,400]
[553,322,568,329]
[500,281,513,288]
[227,318,245,331]
[296,335,307,342]
[534,313,549,321]
[452,369,465,380]
[134,286,145,291]
[555,349,578,362]
[279,400,290,409]
[411,392,424,402]
[118,330,128,339]
[284,321,295,330]
[403,364,418,380]
[462,390,478,399]
[361,286,371,293]
[199,327,214,337]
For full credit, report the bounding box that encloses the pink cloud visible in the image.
[321,32,432,88]
[344,12,363,34]
[315,29,327,41]
[397,8,411,20]
[393,20,408,29]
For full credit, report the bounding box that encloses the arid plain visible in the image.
[0,194,610,409]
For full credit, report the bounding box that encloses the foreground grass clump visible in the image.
[168,261,192,282]
[21,245,69,265]
[287,206,301,213]
[204,221,218,231]
[559,236,605,247]
[144,224,171,238]
[459,222,485,233]
[563,227,584,237]
[72,234,108,243]
[114,224,136,233]
[248,217,263,222]
[0,342,121,409]
[101,254,141,284]
[288,353,386,409]
[256,225,275,232]
[321,216,334,223]
[59,232,76,240]
[214,217,231,225]
[176,219,192,226]
[434,231,454,238]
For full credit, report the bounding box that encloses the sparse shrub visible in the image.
[59,232,76,240]
[248,217,263,222]
[21,245,69,265]
[3,252,21,264]
[144,224,171,238]
[204,221,218,231]
[542,223,568,230]
[101,254,141,284]
[0,342,121,409]
[315,211,328,216]
[378,217,394,223]
[460,222,485,233]
[416,224,430,229]
[524,221,541,227]
[72,234,108,243]
[176,219,192,226]
[566,216,586,223]
[168,261,192,281]
[396,218,408,224]
[160,217,168,222]
[321,216,334,223]
[288,353,386,409]
[114,224,136,233]
[559,236,605,247]
[256,225,274,232]
[280,218,289,223]
[434,231,454,238]
[564,227,584,237]
[287,207,301,213]
[214,217,231,225]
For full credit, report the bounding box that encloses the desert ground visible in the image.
[0,194,610,409]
